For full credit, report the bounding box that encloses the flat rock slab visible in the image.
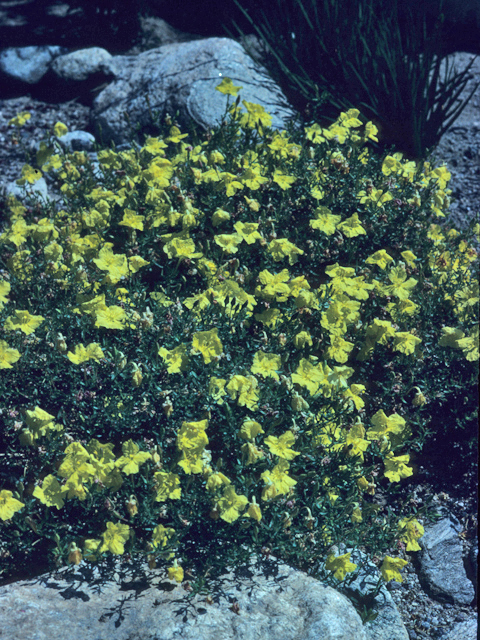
[0,557,370,640]
[418,518,475,606]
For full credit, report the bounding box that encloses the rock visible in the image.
[0,556,378,640]
[1,176,49,203]
[442,617,478,640]
[0,45,64,84]
[57,130,96,152]
[91,37,297,146]
[467,538,477,588]
[50,47,117,82]
[125,15,203,54]
[0,45,66,97]
[28,47,119,104]
[418,518,475,606]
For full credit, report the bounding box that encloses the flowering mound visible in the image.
[0,79,478,595]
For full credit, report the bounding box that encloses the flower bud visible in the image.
[55,332,67,352]
[291,392,309,412]
[140,307,154,329]
[68,542,83,565]
[282,512,292,529]
[126,494,138,518]
[212,208,230,226]
[412,387,426,407]
[182,213,196,229]
[245,496,262,522]
[304,507,315,530]
[132,369,143,387]
[162,400,173,418]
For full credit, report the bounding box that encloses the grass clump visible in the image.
[232,0,479,159]
[0,81,478,605]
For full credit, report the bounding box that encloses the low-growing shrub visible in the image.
[0,82,478,603]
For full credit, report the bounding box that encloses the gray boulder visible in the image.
[0,555,408,640]
[57,130,97,152]
[0,45,64,84]
[91,37,297,146]
[2,176,49,203]
[442,617,478,640]
[418,517,475,605]
[126,15,203,53]
[50,47,117,82]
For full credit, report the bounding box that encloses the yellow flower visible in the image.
[152,524,176,549]
[272,169,297,190]
[99,521,130,555]
[384,266,418,300]
[384,452,413,482]
[226,374,260,410]
[234,221,263,244]
[94,305,127,330]
[206,472,231,492]
[241,442,265,465]
[244,496,262,521]
[309,207,342,235]
[401,251,417,268]
[250,350,282,381]
[239,420,264,440]
[217,485,249,523]
[16,164,42,186]
[0,280,11,309]
[345,422,370,461]
[177,420,209,474]
[92,245,129,281]
[337,213,366,238]
[293,331,313,349]
[115,440,151,475]
[158,344,189,373]
[267,239,304,265]
[0,489,25,521]
[212,208,231,226]
[119,209,145,230]
[8,111,31,127]
[304,123,325,144]
[67,342,105,364]
[53,121,68,137]
[380,556,408,582]
[32,474,66,510]
[456,327,479,362]
[239,100,273,131]
[191,328,223,364]
[163,236,202,259]
[366,249,394,270]
[325,553,357,581]
[264,431,300,460]
[153,472,182,501]
[214,233,243,254]
[167,560,184,582]
[215,77,243,96]
[393,332,422,356]
[398,518,425,551]
[208,377,227,404]
[261,459,297,499]
[4,310,45,335]
[0,340,21,369]
[367,410,406,442]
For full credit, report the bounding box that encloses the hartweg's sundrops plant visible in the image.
[0,79,478,611]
